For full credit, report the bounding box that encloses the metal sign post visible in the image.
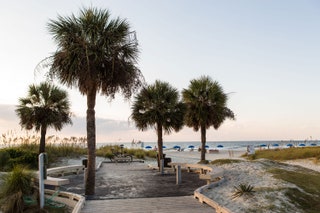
[38,153,47,209]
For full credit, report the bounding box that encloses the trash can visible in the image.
[82,158,88,168]
[164,157,171,167]
[157,154,172,167]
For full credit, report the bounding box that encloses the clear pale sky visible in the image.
[1,0,320,143]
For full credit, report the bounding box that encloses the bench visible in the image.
[44,176,70,190]
[168,162,224,185]
[168,163,213,174]
[199,167,224,185]
[112,155,133,163]
[35,165,84,190]
[47,165,85,177]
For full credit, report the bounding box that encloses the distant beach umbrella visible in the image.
[310,143,317,146]
[205,145,210,148]
[145,145,152,149]
[298,144,306,147]
[272,144,279,147]
[287,144,293,147]
[260,144,267,147]
[188,145,195,149]
[163,145,167,148]
[173,145,181,149]
[217,145,224,148]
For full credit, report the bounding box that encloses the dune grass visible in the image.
[246,147,320,161]
[96,145,157,160]
[0,133,157,172]
[269,167,320,213]
[210,159,243,165]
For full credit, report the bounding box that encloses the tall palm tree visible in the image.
[182,76,235,161]
[15,82,72,154]
[46,7,143,195]
[131,80,185,173]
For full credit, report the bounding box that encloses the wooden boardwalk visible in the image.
[81,196,215,213]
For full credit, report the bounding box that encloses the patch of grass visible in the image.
[269,168,320,212]
[210,159,243,165]
[248,147,320,161]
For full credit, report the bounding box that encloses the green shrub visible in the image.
[145,150,157,158]
[5,148,24,158]
[104,150,114,160]
[0,166,34,213]
[134,150,146,159]
[0,150,10,170]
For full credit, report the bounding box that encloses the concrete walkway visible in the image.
[81,196,215,213]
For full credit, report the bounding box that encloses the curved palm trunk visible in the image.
[200,125,206,161]
[39,126,47,154]
[157,123,164,173]
[85,89,97,196]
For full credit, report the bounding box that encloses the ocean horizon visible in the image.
[97,139,319,151]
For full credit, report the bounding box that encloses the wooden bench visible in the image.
[35,165,84,190]
[112,155,133,163]
[44,176,70,190]
[168,163,213,174]
[47,165,85,177]
[168,162,224,185]
[199,167,224,185]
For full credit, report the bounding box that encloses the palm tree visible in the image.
[182,76,235,162]
[46,7,143,195]
[15,82,72,154]
[131,80,185,173]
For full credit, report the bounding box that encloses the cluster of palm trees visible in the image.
[131,77,235,169]
[14,7,234,196]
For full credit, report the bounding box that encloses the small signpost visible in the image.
[39,153,47,209]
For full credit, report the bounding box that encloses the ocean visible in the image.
[97,140,319,151]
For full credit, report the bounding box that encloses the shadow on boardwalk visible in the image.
[63,162,207,200]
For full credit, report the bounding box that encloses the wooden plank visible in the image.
[81,196,215,213]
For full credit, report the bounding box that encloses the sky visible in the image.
[1,0,320,143]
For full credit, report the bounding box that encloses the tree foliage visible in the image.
[182,76,235,161]
[46,7,143,195]
[131,80,185,172]
[15,82,72,153]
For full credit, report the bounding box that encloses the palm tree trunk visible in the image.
[39,126,47,154]
[85,88,96,196]
[157,123,164,173]
[200,125,206,161]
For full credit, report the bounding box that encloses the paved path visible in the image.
[81,196,215,213]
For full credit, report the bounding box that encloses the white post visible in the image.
[160,159,164,175]
[176,165,181,185]
[38,153,45,209]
